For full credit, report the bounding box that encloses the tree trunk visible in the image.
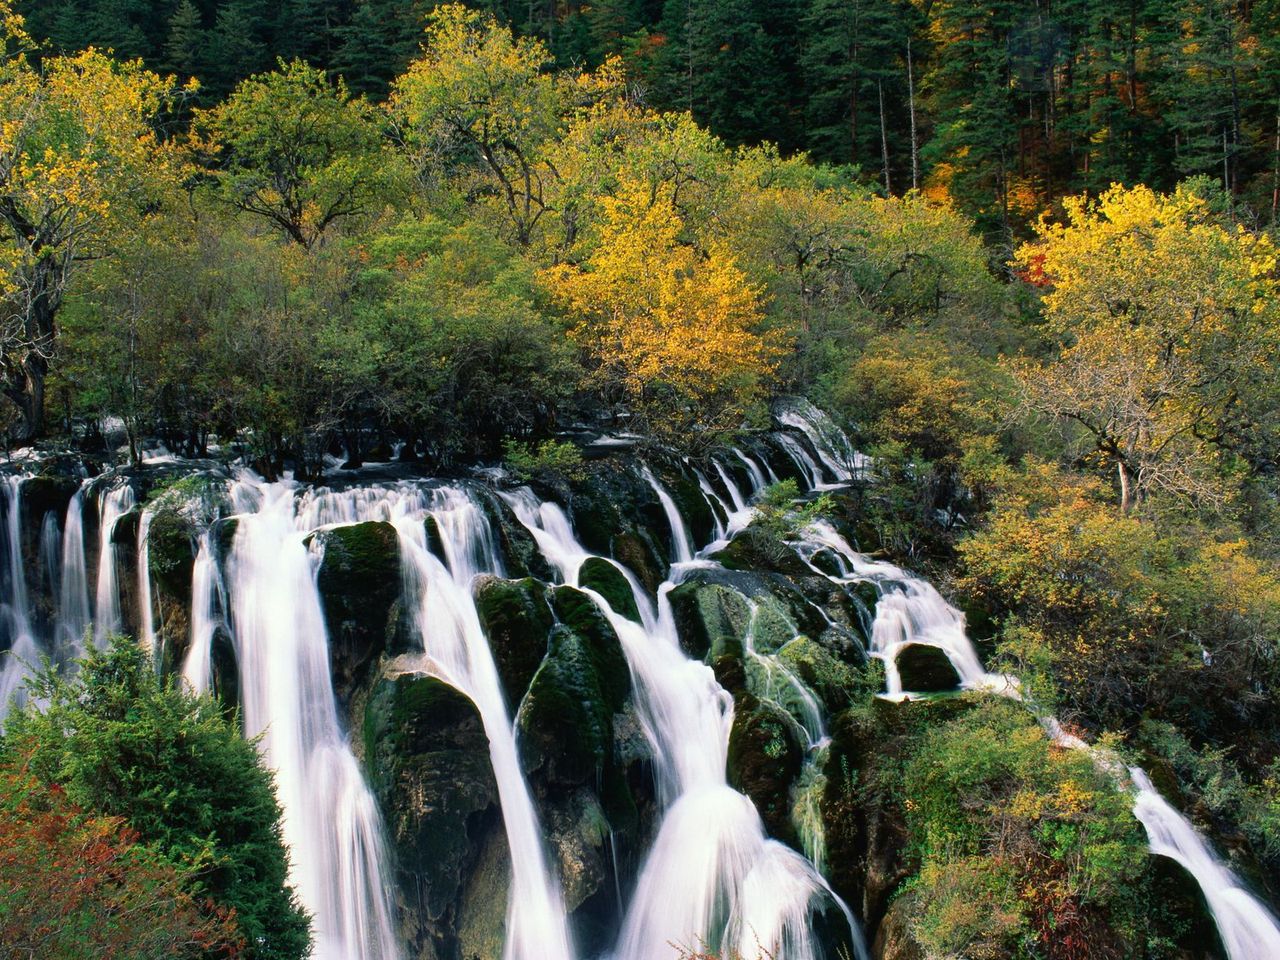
[1118,460,1133,514]
[907,37,920,191]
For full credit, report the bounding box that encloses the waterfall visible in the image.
[222,475,401,960]
[775,434,828,491]
[56,488,91,663]
[181,531,220,694]
[1130,768,1280,957]
[502,482,868,960]
[0,476,38,715]
[796,505,1280,960]
[640,465,694,563]
[136,508,157,656]
[775,398,864,482]
[93,482,136,646]
[391,487,575,960]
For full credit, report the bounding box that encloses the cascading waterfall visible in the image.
[775,398,863,483]
[390,487,576,960]
[797,498,1280,960]
[502,473,868,960]
[136,507,157,656]
[181,530,221,694]
[93,482,136,646]
[222,475,401,960]
[0,476,38,714]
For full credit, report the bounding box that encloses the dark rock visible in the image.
[364,667,500,959]
[312,521,401,706]
[579,557,640,623]
[727,694,804,843]
[667,579,751,662]
[873,893,926,960]
[894,644,961,693]
[710,527,811,578]
[474,575,553,709]
[612,531,664,595]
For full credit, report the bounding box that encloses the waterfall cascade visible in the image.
[0,401,1277,960]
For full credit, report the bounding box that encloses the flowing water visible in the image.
[0,476,38,712]
[93,482,137,646]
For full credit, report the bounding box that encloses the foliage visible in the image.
[197,58,394,247]
[502,437,587,483]
[2,638,311,960]
[898,698,1153,959]
[543,175,780,448]
[749,479,833,541]
[0,762,243,959]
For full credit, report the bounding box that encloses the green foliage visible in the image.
[503,437,587,484]
[750,479,833,541]
[2,638,311,960]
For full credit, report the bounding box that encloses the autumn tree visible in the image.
[543,175,779,446]
[1012,181,1280,513]
[197,58,392,248]
[0,10,186,439]
[391,4,573,246]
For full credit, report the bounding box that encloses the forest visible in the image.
[1,1,1280,958]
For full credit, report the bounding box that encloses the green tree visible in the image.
[3,638,312,960]
[198,58,393,247]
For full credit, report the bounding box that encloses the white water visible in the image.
[640,464,694,563]
[181,530,220,694]
[503,478,868,960]
[93,482,136,646]
[0,476,38,715]
[136,507,157,656]
[1131,768,1280,958]
[223,475,401,960]
[56,488,91,662]
[775,398,863,483]
[391,486,575,960]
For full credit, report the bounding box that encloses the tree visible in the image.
[3,638,312,960]
[0,13,187,439]
[543,174,780,446]
[1012,182,1280,513]
[391,4,571,246]
[0,762,243,959]
[198,58,392,247]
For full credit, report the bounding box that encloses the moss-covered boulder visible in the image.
[612,531,664,595]
[778,634,864,713]
[579,557,640,623]
[312,521,401,705]
[363,667,500,958]
[518,587,630,787]
[146,505,198,602]
[727,694,804,843]
[667,580,752,662]
[895,644,961,693]
[474,575,553,709]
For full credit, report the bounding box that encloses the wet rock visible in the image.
[667,579,751,662]
[710,526,811,578]
[363,667,500,959]
[455,823,510,960]
[579,556,640,623]
[518,589,630,786]
[873,893,925,960]
[894,644,961,693]
[727,694,804,843]
[474,575,553,709]
[312,521,401,705]
[612,531,664,596]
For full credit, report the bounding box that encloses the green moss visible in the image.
[579,557,640,623]
[710,527,811,577]
[474,576,552,708]
[667,580,752,662]
[727,694,804,842]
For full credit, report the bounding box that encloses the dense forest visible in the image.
[2,0,1280,958]
[20,0,1280,242]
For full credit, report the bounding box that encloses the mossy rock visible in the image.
[710,527,811,578]
[612,531,664,595]
[727,693,804,843]
[455,822,511,960]
[579,557,640,623]
[895,643,961,693]
[778,634,863,713]
[518,596,630,786]
[667,579,752,662]
[19,475,81,525]
[312,521,401,705]
[211,517,239,560]
[363,669,500,933]
[474,575,553,709]
[146,505,197,603]
[478,491,553,581]
[661,470,716,548]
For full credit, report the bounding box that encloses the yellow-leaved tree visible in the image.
[0,4,187,438]
[1012,181,1280,513]
[542,176,781,446]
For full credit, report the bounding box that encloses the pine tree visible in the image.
[160,0,204,79]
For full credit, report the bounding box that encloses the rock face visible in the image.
[312,520,401,706]
[474,575,552,709]
[363,666,501,960]
[727,693,804,842]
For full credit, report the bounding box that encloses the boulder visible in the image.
[363,668,500,958]
[474,575,553,709]
[312,521,401,705]
[727,694,804,843]
[579,556,640,623]
[894,644,961,694]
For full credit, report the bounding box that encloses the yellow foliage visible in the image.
[541,176,780,444]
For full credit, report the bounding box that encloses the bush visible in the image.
[2,639,311,960]
[502,437,587,483]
